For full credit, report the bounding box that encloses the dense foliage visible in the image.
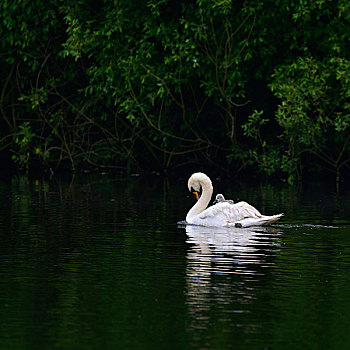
[1,0,349,183]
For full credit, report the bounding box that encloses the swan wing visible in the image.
[200,201,262,219]
[234,201,263,218]
[191,201,263,227]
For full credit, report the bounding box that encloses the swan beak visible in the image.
[194,192,200,201]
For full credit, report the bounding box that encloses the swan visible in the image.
[213,194,234,204]
[186,172,283,228]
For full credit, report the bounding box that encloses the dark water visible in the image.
[0,175,349,349]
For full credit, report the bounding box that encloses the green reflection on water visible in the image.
[0,176,349,349]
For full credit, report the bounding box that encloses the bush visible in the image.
[0,0,349,184]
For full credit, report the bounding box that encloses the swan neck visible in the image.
[186,179,213,222]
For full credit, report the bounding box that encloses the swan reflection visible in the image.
[182,224,283,336]
[185,225,281,263]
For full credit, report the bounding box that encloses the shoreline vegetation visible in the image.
[1,1,349,186]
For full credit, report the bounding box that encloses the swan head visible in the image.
[187,172,212,200]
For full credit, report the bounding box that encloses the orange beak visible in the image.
[194,191,200,201]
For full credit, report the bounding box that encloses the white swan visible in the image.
[185,172,283,228]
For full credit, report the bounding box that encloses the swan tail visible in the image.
[258,213,284,226]
[228,213,284,228]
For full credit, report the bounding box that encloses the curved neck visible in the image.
[186,179,213,222]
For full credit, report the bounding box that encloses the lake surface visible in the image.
[0,174,349,349]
